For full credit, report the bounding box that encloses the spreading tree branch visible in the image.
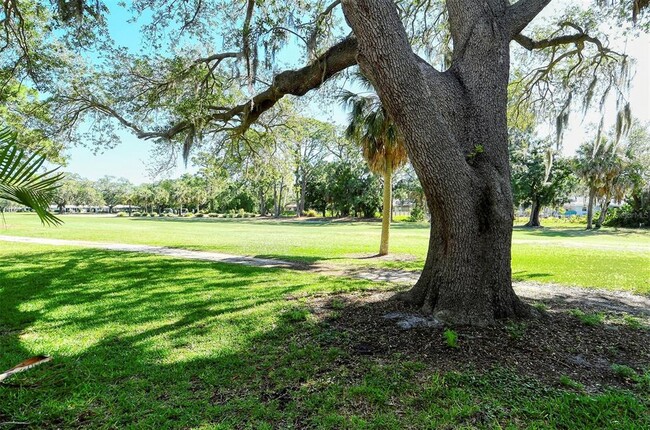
[513,22,617,55]
[506,0,553,38]
[73,36,358,141]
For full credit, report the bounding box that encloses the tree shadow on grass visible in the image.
[0,247,372,427]
[1,247,648,428]
[513,226,647,239]
[512,270,552,281]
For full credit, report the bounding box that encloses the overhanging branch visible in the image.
[77,36,359,141]
[506,0,552,38]
[513,25,616,55]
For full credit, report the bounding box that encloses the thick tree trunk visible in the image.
[259,190,266,216]
[379,167,392,256]
[343,0,533,325]
[586,188,596,230]
[524,199,541,227]
[300,176,307,217]
[595,197,610,229]
[273,179,284,218]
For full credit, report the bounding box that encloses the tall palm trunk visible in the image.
[595,196,610,229]
[586,188,596,230]
[379,165,392,256]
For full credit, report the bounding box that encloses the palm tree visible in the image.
[576,137,632,229]
[342,80,408,255]
[0,127,63,225]
[576,139,610,230]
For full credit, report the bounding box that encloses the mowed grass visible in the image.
[1,243,648,429]
[2,213,649,294]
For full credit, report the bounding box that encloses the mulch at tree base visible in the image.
[306,290,650,393]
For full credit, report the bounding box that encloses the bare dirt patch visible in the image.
[306,290,650,393]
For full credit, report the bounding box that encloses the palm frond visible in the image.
[0,127,63,226]
[341,88,408,175]
[351,70,375,92]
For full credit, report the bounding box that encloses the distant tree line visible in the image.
[3,114,648,230]
[511,120,650,229]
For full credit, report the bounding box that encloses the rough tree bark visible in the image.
[524,198,542,227]
[341,0,549,325]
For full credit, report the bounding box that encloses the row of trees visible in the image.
[511,121,650,229]
[48,158,386,219]
[4,103,648,241]
[44,117,650,234]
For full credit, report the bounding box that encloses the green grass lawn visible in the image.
[1,243,648,429]
[2,213,649,294]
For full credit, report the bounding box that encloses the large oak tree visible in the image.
[3,0,647,325]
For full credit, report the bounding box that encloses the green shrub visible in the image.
[282,307,311,322]
[330,298,346,310]
[559,375,584,390]
[611,364,638,380]
[604,205,650,228]
[195,213,204,218]
[183,213,193,218]
[207,213,218,218]
[569,309,604,326]
[443,329,459,348]
[610,364,650,388]
[568,215,587,224]
[505,322,527,340]
[305,209,318,217]
[149,212,157,217]
[408,206,425,222]
[532,302,549,312]
[623,315,645,329]
[116,212,127,217]
[165,213,174,217]
[237,208,246,218]
[132,212,141,217]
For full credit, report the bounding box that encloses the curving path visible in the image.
[2,234,649,317]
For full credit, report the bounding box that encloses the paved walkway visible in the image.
[0,235,298,268]
[2,235,649,316]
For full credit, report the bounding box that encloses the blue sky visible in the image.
[62,2,341,184]
[62,2,650,185]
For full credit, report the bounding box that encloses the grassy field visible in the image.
[1,242,648,428]
[2,213,649,294]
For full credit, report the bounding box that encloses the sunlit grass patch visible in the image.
[1,243,649,428]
